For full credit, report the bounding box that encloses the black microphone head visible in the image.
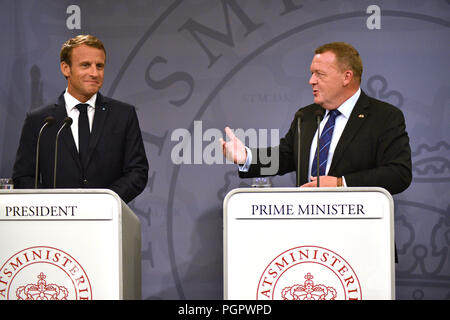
[44,116,56,127]
[314,109,324,120]
[63,117,73,127]
[295,110,304,120]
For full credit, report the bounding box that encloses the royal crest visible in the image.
[257,246,361,300]
[281,273,337,300]
[16,272,69,300]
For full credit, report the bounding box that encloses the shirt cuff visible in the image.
[238,147,252,172]
[342,176,347,187]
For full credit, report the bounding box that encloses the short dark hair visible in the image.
[60,34,106,66]
[315,42,363,83]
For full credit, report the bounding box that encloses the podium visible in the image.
[224,187,395,300]
[0,189,141,300]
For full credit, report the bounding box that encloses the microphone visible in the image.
[314,109,324,187]
[53,117,73,188]
[34,116,56,188]
[295,110,304,187]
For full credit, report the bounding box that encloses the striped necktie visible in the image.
[311,109,341,177]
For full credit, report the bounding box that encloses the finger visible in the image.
[224,126,236,141]
[302,180,318,187]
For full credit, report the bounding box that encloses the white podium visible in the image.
[0,189,141,300]
[224,187,395,300]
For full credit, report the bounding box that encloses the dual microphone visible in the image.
[295,109,324,187]
[34,116,73,189]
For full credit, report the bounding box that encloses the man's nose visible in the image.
[89,65,99,77]
[309,73,316,85]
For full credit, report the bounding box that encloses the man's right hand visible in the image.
[220,126,247,165]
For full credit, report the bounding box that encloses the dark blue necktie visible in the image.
[76,103,90,166]
[311,109,341,177]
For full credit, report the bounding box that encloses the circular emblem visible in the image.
[257,246,362,300]
[0,246,92,300]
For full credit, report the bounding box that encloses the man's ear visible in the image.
[343,70,354,86]
[60,61,70,79]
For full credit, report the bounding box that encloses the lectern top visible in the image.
[0,189,121,220]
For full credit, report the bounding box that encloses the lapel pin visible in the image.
[358,114,365,118]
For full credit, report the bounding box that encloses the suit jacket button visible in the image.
[83,179,88,185]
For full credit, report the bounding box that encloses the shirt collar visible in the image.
[325,87,361,119]
[64,89,97,111]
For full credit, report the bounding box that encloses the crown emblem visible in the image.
[411,141,450,182]
[16,272,69,300]
[281,273,337,300]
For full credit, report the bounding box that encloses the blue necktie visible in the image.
[311,109,341,177]
[76,103,90,166]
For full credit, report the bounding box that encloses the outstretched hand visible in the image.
[220,127,247,165]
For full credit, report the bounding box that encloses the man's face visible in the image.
[309,51,347,110]
[61,44,105,102]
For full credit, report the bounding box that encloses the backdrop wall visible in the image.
[0,0,449,299]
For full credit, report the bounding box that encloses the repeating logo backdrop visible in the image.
[0,1,448,299]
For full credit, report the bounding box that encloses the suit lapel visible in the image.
[329,91,370,173]
[85,92,109,167]
[53,93,82,170]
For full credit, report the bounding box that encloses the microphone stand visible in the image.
[53,117,73,188]
[314,110,323,187]
[295,111,303,187]
[35,117,55,188]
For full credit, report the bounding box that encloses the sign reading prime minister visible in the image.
[251,203,366,216]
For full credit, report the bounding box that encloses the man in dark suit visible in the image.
[12,35,148,203]
[220,42,411,195]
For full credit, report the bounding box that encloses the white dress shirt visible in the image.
[239,88,361,186]
[63,90,96,152]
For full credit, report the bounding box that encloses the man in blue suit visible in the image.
[13,35,148,203]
